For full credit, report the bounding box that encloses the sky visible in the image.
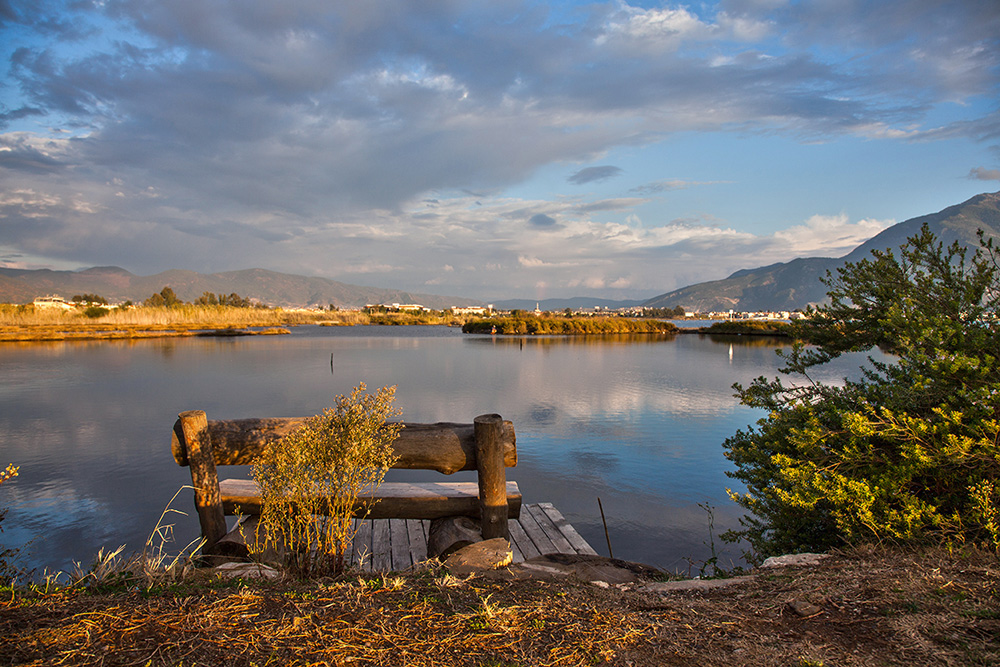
[1,0,999,302]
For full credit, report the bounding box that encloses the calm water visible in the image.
[0,326,871,575]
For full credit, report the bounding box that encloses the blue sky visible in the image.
[1,0,998,301]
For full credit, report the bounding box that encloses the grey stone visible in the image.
[486,553,664,585]
[787,599,823,617]
[213,562,281,580]
[642,576,754,592]
[761,553,829,568]
[443,538,513,576]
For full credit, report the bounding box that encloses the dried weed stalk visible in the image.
[251,384,402,576]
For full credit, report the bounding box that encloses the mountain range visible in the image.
[0,266,479,310]
[2,191,998,312]
[642,190,1000,312]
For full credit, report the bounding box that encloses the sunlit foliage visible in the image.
[251,384,402,576]
[724,225,1000,562]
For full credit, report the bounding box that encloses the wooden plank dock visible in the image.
[345,503,598,572]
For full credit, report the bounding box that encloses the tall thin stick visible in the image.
[597,497,613,559]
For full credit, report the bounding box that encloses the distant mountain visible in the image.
[0,266,479,310]
[491,297,645,311]
[643,191,1000,312]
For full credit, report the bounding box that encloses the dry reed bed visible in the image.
[2,546,998,666]
[0,305,376,341]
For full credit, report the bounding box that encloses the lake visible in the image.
[0,325,870,576]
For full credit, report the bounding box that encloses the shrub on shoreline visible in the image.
[724,225,1000,562]
[462,315,678,335]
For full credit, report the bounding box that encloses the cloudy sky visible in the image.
[1,0,998,301]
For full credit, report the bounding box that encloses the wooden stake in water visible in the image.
[597,496,613,559]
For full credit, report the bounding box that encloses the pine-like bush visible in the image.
[724,225,1000,563]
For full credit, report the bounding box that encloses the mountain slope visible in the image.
[643,191,1000,312]
[0,266,478,309]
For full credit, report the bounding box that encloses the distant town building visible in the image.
[33,295,75,310]
[451,306,493,315]
[365,303,428,312]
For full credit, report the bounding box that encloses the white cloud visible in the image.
[0,0,995,301]
[772,214,894,257]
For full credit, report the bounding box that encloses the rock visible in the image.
[213,562,281,580]
[428,516,482,558]
[642,576,754,592]
[442,538,513,576]
[487,554,664,585]
[787,600,823,617]
[761,553,829,568]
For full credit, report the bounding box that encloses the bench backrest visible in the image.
[172,410,516,552]
[172,417,516,472]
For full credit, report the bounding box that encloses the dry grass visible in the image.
[2,545,997,666]
[0,304,370,341]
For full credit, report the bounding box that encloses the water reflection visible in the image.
[0,326,881,575]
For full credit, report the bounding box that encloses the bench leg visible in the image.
[475,414,510,540]
[179,410,228,552]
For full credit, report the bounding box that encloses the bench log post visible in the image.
[475,413,510,540]
[178,410,228,551]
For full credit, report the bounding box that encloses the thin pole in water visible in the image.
[597,496,613,559]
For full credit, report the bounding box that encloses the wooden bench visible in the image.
[171,411,520,553]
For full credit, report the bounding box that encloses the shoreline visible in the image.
[0,326,292,342]
[2,544,995,666]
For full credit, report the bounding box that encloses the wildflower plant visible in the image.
[0,464,20,579]
[251,384,402,576]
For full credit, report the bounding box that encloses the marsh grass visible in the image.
[9,487,205,593]
[0,303,370,340]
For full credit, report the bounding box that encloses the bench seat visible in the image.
[219,479,522,520]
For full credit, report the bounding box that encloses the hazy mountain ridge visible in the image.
[4,192,999,312]
[643,191,1000,312]
[0,266,479,310]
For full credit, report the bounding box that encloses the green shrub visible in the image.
[251,384,402,576]
[724,225,1000,563]
[82,305,109,318]
[700,320,791,336]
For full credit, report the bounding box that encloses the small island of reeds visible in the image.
[696,320,792,336]
[462,315,678,335]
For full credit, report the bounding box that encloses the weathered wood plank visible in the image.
[350,504,593,571]
[407,520,428,564]
[389,519,411,571]
[352,520,373,571]
[343,519,355,564]
[516,506,558,556]
[173,419,516,473]
[525,503,575,555]
[219,480,522,519]
[508,518,540,561]
[507,526,525,563]
[372,520,392,572]
[537,502,598,555]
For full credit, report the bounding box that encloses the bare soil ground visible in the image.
[2,545,997,666]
